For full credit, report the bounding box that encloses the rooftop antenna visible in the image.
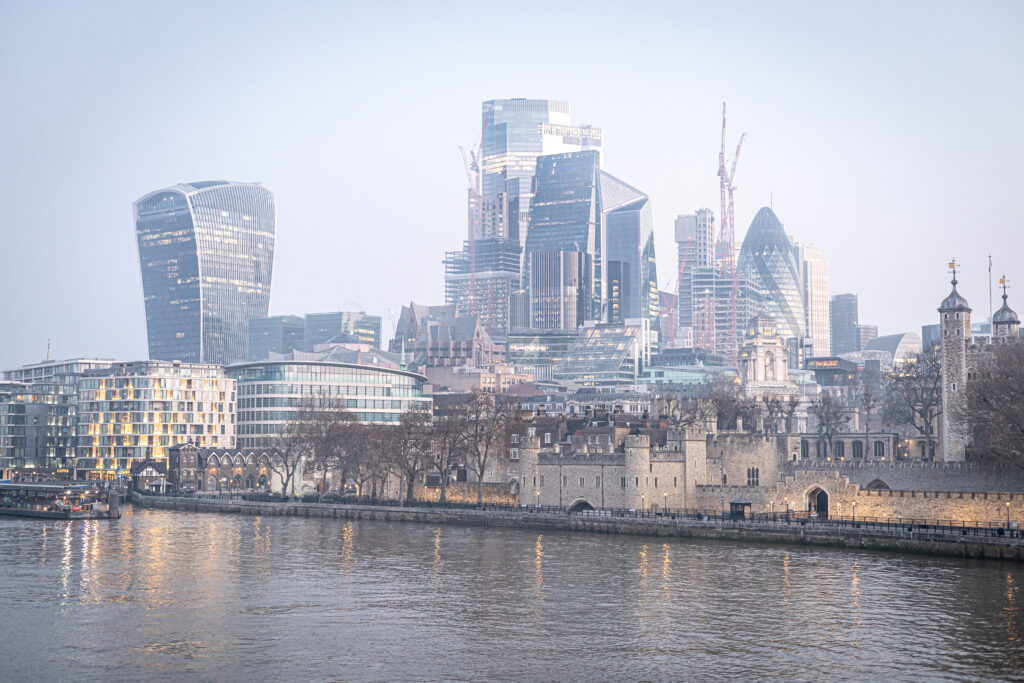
[46,339,51,361]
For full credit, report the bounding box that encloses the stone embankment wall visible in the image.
[790,460,1024,493]
[131,494,1024,562]
[415,482,517,506]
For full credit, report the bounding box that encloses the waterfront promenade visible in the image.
[131,492,1024,561]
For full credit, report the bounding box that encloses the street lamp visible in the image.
[784,496,789,522]
[1007,501,1011,530]
[641,493,646,516]
[721,495,725,520]
[852,500,857,524]
[535,490,539,508]
[664,492,668,515]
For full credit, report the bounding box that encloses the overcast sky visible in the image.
[1,0,1021,369]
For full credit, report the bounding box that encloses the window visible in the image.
[801,440,809,459]
[539,475,544,487]
[853,441,863,458]
[579,477,585,487]
[746,468,759,487]
[562,475,567,486]
[510,449,519,460]
[649,463,653,473]
[545,433,552,444]
[875,441,885,458]
[723,473,727,485]
[528,427,536,437]
[635,477,639,487]
[595,477,601,487]
[620,477,626,488]
[654,477,658,488]
[673,476,677,487]
[836,442,845,458]
[511,433,519,444]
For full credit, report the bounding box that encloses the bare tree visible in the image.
[270,418,308,496]
[883,351,942,458]
[707,378,755,431]
[662,391,717,430]
[810,392,850,459]
[388,409,434,502]
[430,402,468,504]
[463,392,522,504]
[957,344,1024,470]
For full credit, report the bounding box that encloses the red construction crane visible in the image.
[716,102,746,364]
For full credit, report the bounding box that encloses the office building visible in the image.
[134,181,275,366]
[737,207,806,342]
[524,151,603,323]
[798,244,830,356]
[529,250,593,330]
[229,348,433,449]
[507,328,582,382]
[674,209,716,337]
[443,238,521,340]
[552,319,653,389]
[481,99,601,247]
[389,302,457,353]
[601,171,658,324]
[247,315,305,361]
[75,361,235,480]
[304,311,382,350]
[830,294,860,354]
[858,324,879,350]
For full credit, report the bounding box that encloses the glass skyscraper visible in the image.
[481,99,601,247]
[134,181,275,366]
[737,207,805,342]
[601,171,658,324]
[524,151,603,324]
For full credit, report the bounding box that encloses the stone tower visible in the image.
[938,262,971,462]
[992,276,1020,342]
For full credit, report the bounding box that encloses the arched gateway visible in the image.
[806,487,829,519]
[568,499,595,513]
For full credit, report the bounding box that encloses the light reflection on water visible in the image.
[0,507,1022,682]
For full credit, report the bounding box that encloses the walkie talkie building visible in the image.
[134,181,275,366]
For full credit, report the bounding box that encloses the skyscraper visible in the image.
[601,171,658,324]
[481,99,601,247]
[134,181,275,366]
[444,238,521,340]
[246,315,305,361]
[830,293,859,354]
[798,244,830,356]
[524,151,603,324]
[529,250,593,330]
[737,207,805,343]
[673,209,715,341]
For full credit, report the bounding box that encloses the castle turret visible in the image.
[938,261,970,462]
[992,275,1020,341]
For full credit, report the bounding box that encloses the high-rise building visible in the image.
[673,209,715,342]
[444,238,521,340]
[75,361,235,479]
[304,311,382,350]
[481,99,601,247]
[529,251,594,330]
[134,181,275,366]
[830,294,859,354]
[524,151,603,323]
[737,207,805,343]
[601,171,658,325]
[858,324,879,350]
[798,244,830,356]
[247,315,305,361]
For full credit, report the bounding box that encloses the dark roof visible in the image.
[938,283,970,312]
[993,294,1019,325]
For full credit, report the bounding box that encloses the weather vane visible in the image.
[948,258,959,286]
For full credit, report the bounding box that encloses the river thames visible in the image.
[0,507,1021,681]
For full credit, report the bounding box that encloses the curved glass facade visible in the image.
[228,361,433,448]
[134,181,275,365]
[737,207,805,341]
[601,171,658,324]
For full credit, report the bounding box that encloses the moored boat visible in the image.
[0,482,121,520]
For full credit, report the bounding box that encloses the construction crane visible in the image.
[662,236,694,348]
[716,102,746,364]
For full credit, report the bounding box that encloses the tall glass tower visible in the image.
[481,99,601,247]
[134,181,275,365]
[737,207,805,342]
[525,151,603,324]
[601,171,658,324]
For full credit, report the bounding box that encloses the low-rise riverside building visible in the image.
[168,443,277,492]
[228,346,433,449]
[74,361,235,480]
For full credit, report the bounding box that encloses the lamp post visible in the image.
[664,492,668,515]
[784,496,789,522]
[641,493,646,517]
[1007,501,1011,530]
[721,495,725,520]
[535,490,540,509]
[852,500,857,525]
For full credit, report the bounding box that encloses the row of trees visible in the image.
[268,391,523,503]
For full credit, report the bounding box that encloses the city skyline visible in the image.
[2,1,1023,368]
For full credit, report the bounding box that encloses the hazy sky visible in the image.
[2,0,1022,369]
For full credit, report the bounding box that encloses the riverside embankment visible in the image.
[131,492,1024,561]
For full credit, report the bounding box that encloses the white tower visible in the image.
[939,260,971,462]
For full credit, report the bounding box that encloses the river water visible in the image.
[0,507,1021,682]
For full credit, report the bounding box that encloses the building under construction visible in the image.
[443,238,521,341]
